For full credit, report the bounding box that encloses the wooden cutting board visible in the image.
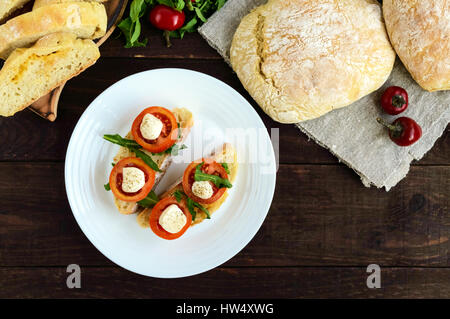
[28,0,129,121]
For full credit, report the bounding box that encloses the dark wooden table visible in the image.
[0,24,449,299]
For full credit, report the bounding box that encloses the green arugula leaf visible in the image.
[103,134,142,148]
[103,134,161,172]
[172,190,210,220]
[194,7,207,22]
[194,163,232,188]
[131,148,162,172]
[130,0,145,21]
[174,16,198,39]
[130,18,142,43]
[104,183,111,191]
[118,0,149,48]
[173,189,183,202]
[137,190,159,207]
[220,163,230,174]
[216,0,226,10]
[190,198,210,219]
[186,0,194,11]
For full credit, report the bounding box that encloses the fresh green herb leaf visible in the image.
[173,190,184,202]
[104,182,111,191]
[216,0,226,10]
[137,190,159,207]
[194,163,232,188]
[103,134,142,149]
[130,18,142,43]
[220,163,230,174]
[170,17,198,39]
[131,148,162,172]
[186,0,194,11]
[118,0,150,48]
[172,189,210,220]
[186,197,196,220]
[103,134,161,172]
[194,6,207,22]
[191,199,210,219]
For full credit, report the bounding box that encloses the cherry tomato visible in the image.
[377,117,422,146]
[149,5,185,31]
[381,86,408,115]
[149,196,192,240]
[182,159,228,205]
[109,157,156,202]
[131,106,178,153]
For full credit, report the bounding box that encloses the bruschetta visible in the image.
[104,106,193,215]
[137,143,238,239]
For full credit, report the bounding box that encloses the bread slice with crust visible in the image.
[0,0,31,22]
[0,32,100,117]
[111,108,194,215]
[33,0,108,10]
[137,143,238,228]
[0,2,107,59]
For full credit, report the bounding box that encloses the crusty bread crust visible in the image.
[137,143,238,228]
[383,0,450,92]
[0,32,100,117]
[230,0,395,123]
[0,2,107,59]
[111,108,194,215]
[33,0,108,10]
[0,0,31,22]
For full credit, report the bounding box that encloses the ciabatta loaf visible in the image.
[0,0,31,22]
[0,2,107,59]
[383,0,450,92]
[0,32,100,117]
[33,0,108,10]
[230,0,396,123]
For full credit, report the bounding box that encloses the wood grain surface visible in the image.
[0,24,448,299]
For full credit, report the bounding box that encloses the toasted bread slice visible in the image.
[0,2,107,59]
[137,143,238,228]
[0,0,31,22]
[0,32,100,117]
[112,107,194,215]
[33,0,108,10]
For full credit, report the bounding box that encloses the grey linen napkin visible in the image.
[199,0,450,190]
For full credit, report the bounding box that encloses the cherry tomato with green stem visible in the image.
[149,5,185,47]
[377,117,422,146]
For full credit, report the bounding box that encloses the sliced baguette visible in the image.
[0,32,100,117]
[112,108,194,215]
[0,0,31,22]
[137,143,238,228]
[0,2,107,59]
[33,0,108,10]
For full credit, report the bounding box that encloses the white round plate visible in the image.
[65,69,276,278]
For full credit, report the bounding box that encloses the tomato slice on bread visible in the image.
[182,159,228,205]
[131,106,178,153]
[109,157,156,202]
[149,197,192,240]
